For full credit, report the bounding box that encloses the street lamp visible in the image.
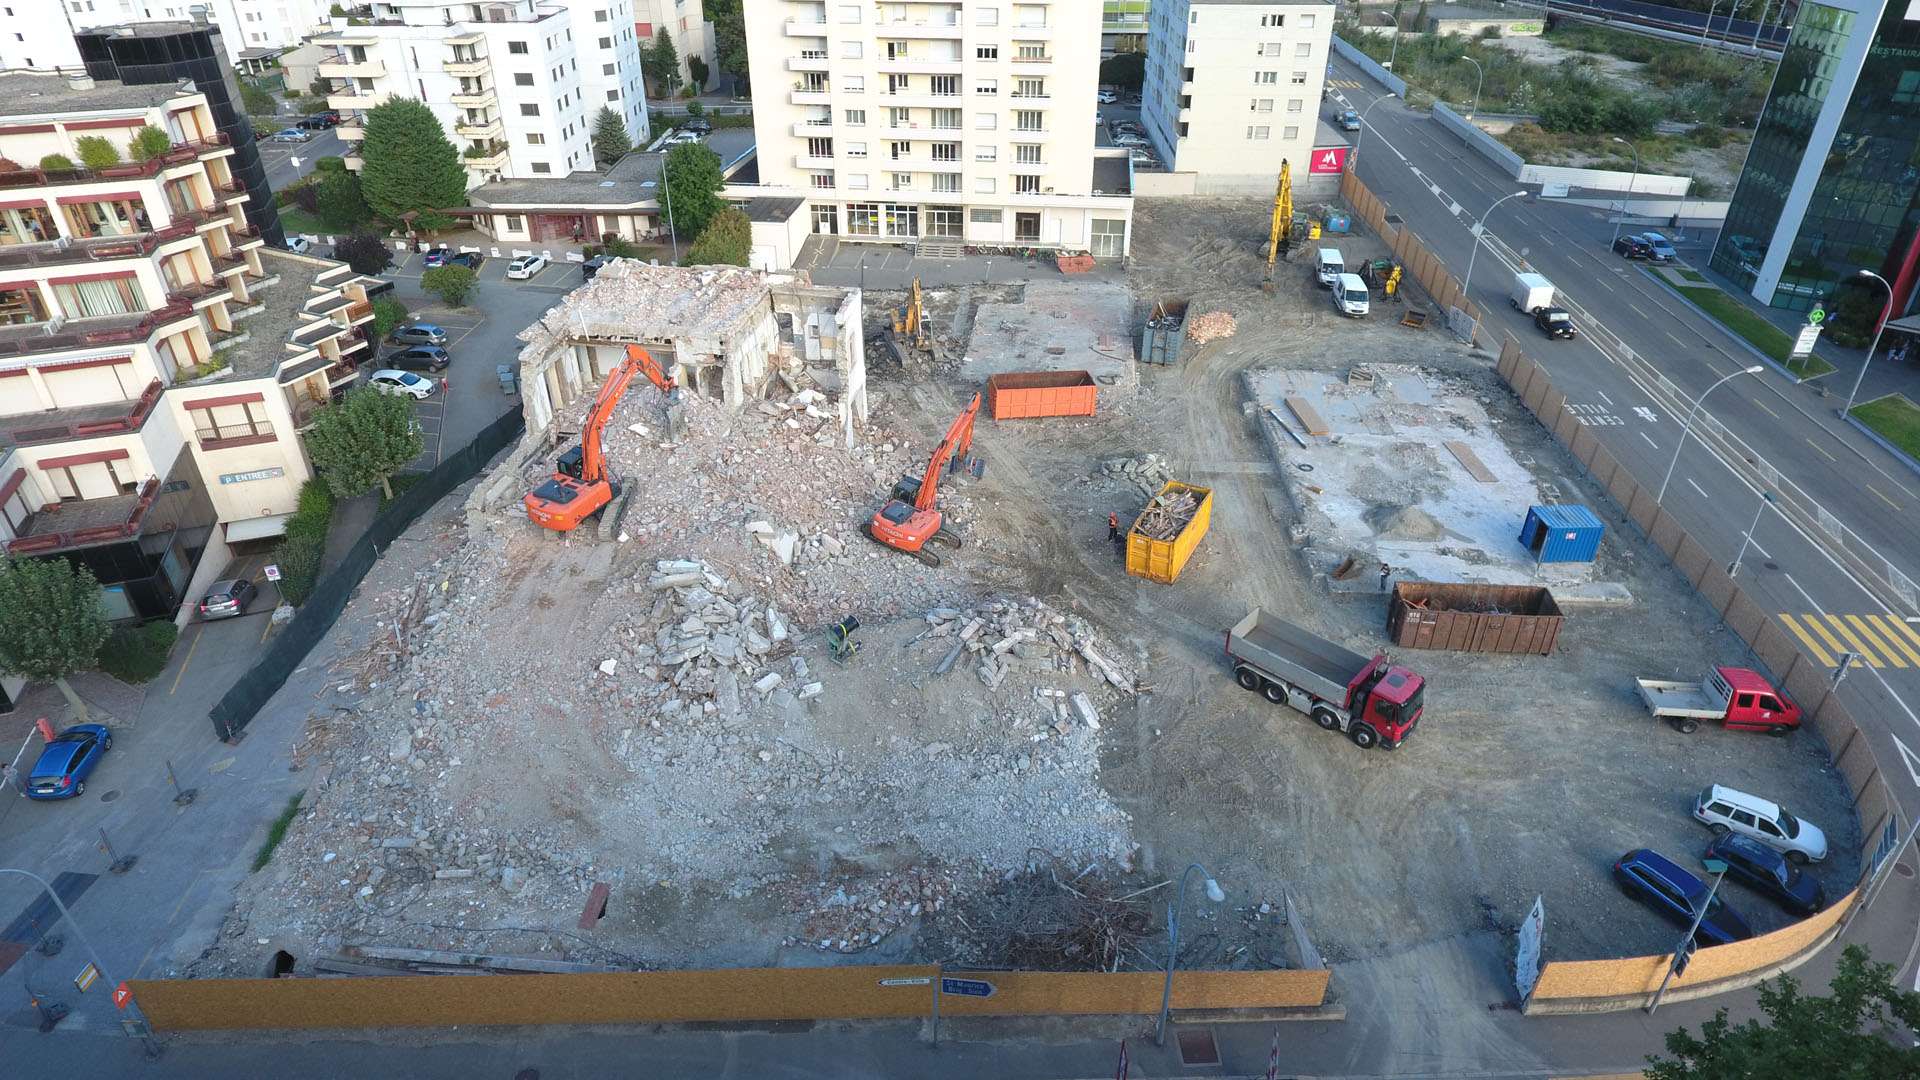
[1386,10,1405,71]
[1154,863,1225,1047]
[1840,269,1892,417]
[1458,54,1484,119]
[1349,93,1397,168]
[657,173,680,263]
[0,867,156,1051]
[1609,137,1641,248]
[1701,0,1723,49]
[1750,0,1775,49]
[1656,365,1765,503]
[1727,490,1775,577]
[1463,190,1529,302]
[1648,858,1727,1013]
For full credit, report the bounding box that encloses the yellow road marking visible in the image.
[1750,398,1779,419]
[1866,482,1900,510]
[1799,614,1862,665]
[1777,615,1836,667]
[1845,615,1909,668]
[1805,437,1837,462]
[259,614,274,645]
[1867,615,1920,666]
[1888,615,1920,656]
[1821,614,1886,667]
[168,625,204,695]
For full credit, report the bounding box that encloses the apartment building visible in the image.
[1141,0,1333,195]
[0,0,87,72]
[48,0,332,63]
[1103,0,1148,56]
[635,0,714,89]
[318,0,648,189]
[0,70,380,621]
[740,0,1132,256]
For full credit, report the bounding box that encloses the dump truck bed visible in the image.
[1227,608,1370,704]
[1635,678,1723,719]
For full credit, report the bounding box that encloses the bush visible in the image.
[74,135,121,170]
[334,231,394,275]
[271,479,335,606]
[1477,25,1501,39]
[371,297,408,339]
[127,125,174,162]
[421,265,478,306]
[96,621,180,683]
[39,153,75,172]
[1690,124,1729,148]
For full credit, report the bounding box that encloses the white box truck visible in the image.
[1510,273,1555,314]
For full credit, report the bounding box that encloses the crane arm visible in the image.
[579,357,640,484]
[624,342,677,394]
[1264,160,1292,280]
[914,392,981,511]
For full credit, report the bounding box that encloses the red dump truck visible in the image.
[1226,608,1427,750]
[1635,666,1800,735]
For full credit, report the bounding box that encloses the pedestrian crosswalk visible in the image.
[1327,78,1364,90]
[1776,613,1920,670]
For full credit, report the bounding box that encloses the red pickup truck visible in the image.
[1635,667,1801,735]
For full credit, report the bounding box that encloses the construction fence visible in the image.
[1340,169,1485,343]
[127,965,1332,1032]
[206,408,526,742]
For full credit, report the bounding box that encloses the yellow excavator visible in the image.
[1261,160,1294,291]
[891,277,930,351]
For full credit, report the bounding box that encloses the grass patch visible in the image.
[1662,277,1838,377]
[96,621,180,683]
[1676,268,1709,283]
[252,792,305,872]
[1849,394,1920,461]
[278,206,327,236]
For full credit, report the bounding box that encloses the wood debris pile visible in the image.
[1186,310,1237,345]
[1133,488,1200,542]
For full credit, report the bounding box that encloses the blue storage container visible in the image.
[1518,504,1604,564]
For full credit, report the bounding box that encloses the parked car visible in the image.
[1693,784,1829,863]
[421,247,452,268]
[446,251,484,270]
[1331,272,1370,317]
[1113,121,1144,136]
[1128,149,1159,166]
[26,724,112,800]
[1096,89,1118,104]
[295,113,337,130]
[664,130,703,145]
[198,577,259,620]
[368,369,437,399]
[1705,833,1826,916]
[388,322,448,346]
[682,115,713,133]
[270,127,312,143]
[1613,848,1754,946]
[582,254,609,280]
[1113,134,1150,149]
[506,253,550,280]
[284,237,312,255]
[1337,109,1362,131]
[387,345,451,372]
[1612,234,1653,260]
[1641,231,1679,262]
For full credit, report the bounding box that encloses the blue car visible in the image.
[26,723,112,800]
[1705,833,1826,917]
[1641,231,1679,262]
[421,247,452,268]
[1613,848,1754,946]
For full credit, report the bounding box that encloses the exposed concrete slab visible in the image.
[958,279,1136,391]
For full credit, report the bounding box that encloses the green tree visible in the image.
[1099,52,1146,91]
[316,169,370,230]
[370,296,408,340]
[334,231,394,275]
[0,558,113,721]
[74,135,120,171]
[687,54,709,91]
[240,79,276,116]
[663,141,724,242]
[591,105,632,169]
[685,205,750,266]
[708,0,748,95]
[1826,277,1886,349]
[310,77,332,99]
[126,125,174,162]
[421,264,477,306]
[1648,945,1920,1079]
[649,29,683,96]
[686,100,706,119]
[304,386,423,500]
[315,155,348,175]
[39,153,74,172]
[357,98,466,232]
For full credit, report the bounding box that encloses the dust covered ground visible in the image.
[194,201,1856,1021]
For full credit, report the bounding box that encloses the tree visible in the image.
[0,558,112,722]
[39,153,74,172]
[309,77,332,99]
[663,141,725,242]
[685,206,750,266]
[126,125,173,162]
[74,135,120,171]
[357,98,466,232]
[591,106,631,169]
[1826,277,1886,349]
[687,54,709,92]
[334,231,394,275]
[708,0,748,95]
[1648,945,1920,1079]
[1099,52,1146,91]
[304,386,424,500]
[316,169,370,230]
[421,265,477,306]
[240,79,276,117]
[648,29,682,96]
[686,100,706,119]
[370,296,408,340]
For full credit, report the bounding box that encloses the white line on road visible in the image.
[1596,390,1613,406]
[1665,332,1685,347]
[1686,477,1709,500]
[1640,431,1659,450]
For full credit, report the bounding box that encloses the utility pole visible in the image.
[1648,858,1727,1013]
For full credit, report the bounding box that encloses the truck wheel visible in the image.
[1348,724,1378,749]
[1767,725,1792,737]
[1311,707,1340,731]
[1235,668,1262,692]
[1261,682,1286,705]
[1672,717,1700,735]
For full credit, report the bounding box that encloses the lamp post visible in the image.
[1648,858,1727,1013]
[658,170,680,262]
[1350,93,1397,168]
[1840,269,1892,417]
[1700,0,1724,48]
[1458,54,1484,119]
[1750,0,1774,48]
[1728,490,1774,577]
[1387,8,1404,71]
[1657,365,1765,502]
[1608,136,1641,249]
[1154,863,1225,1047]
[0,867,155,1049]
[1463,190,1529,303]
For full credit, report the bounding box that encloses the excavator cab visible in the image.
[863,393,981,566]
[556,445,585,480]
[525,344,673,533]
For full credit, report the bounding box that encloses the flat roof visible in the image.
[1092,156,1131,195]
[522,260,770,352]
[222,251,345,379]
[472,151,665,209]
[0,73,197,117]
[742,196,804,223]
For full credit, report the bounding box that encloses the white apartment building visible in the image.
[740,0,1132,256]
[0,1,87,71]
[635,0,713,89]
[44,0,332,63]
[318,0,648,189]
[1140,0,1332,195]
[0,70,380,622]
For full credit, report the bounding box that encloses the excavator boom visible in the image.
[524,344,676,532]
[1263,160,1293,282]
[915,391,980,511]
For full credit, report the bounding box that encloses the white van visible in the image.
[1693,783,1828,863]
[1331,273,1370,317]
[1315,248,1345,288]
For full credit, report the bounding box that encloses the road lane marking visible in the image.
[1799,612,1862,665]
[1596,390,1613,406]
[1665,332,1685,347]
[1777,615,1837,668]
[1822,614,1888,667]
[1867,616,1920,667]
[1750,398,1779,419]
[1628,302,1652,320]
[1805,437,1837,462]
[1889,617,1920,656]
[169,625,204,695]
[1867,482,1901,511]
[1640,431,1659,449]
[1686,477,1708,500]
[1847,615,1911,669]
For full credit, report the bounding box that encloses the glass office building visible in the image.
[1711,0,1920,317]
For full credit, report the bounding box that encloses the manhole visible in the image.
[1764,561,1779,570]
[1898,863,1914,879]
[100,790,120,803]
[1176,1028,1221,1066]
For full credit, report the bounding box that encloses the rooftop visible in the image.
[742,196,804,224]
[520,261,770,358]
[0,73,197,118]
[470,151,665,209]
[220,251,353,379]
[1092,156,1131,195]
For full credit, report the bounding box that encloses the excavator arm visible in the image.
[576,345,676,484]
[914,392,980,512]
[1263,160,1293,282]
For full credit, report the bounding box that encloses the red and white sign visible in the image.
[1309,146,1349,175]
[112,981,133,1010]
[35,716,55,743]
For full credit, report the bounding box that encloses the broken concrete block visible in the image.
[598,658,618,676]
[388,733,412,762]
[767,529,800,565]
[753,672,782,693]
[1070,692,1101,730]
[798,681,823,699]
[649,571,702,590]
[434,868,476,880]
[768,608,789,642]
[744,520,774,537]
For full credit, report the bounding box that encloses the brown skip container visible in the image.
[1385,582,1564,656]
[985,370,1098,420]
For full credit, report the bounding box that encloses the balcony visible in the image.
[317,57,387,79]
[876,55,964,74]
[0,135,230,192]
[342,300,374,327]
[783,19,829,36]
[195,419,277,451]
[875,16,963,38]
[449,88,498,109]
[454,116,504,140]
[463,141,509,169]
[443,56,489,77]
[327,89,383,111]
[790,84,831,105]
[0,225,198,271]
[786,54,829,72]
[0,379,163,447]
[445,29,484,46]
[335,122,365,142]
[793,152,836,169]
[167,278,233,307]
[7,475,161,556]
[1009,54,1054,67]
[232,223,266,251]
[790,119,834,137]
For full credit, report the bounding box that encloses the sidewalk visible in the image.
[319,493,378,574]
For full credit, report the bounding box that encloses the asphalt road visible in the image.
[1328,54,1920,840]
[255,126,345,191]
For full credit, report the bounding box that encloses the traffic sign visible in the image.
[74,963,98,993]
[112,981,133,1010]
[940,977,995,998]
[879,977,931,987]
[1807,304,1826,325]
[1791,322,1822,358]
[264,563,282,582]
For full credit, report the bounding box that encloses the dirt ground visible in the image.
[193,199,1858,1006]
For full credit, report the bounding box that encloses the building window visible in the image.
[1259,43,1282,56]
[1015,78,1045,99]
[504,214,524,231]
[1091,218,1126,257]
[932,108,961,129]
[837,3,859,22]
[598,37,611,48]
[1246,126,1270,140]
[604,63,615,75]
[846,141,868,158]
[932,173,960,192]
[1252,98,1273,113]
[975,176,996,193]
[976,44,998,60]
[509,41,528,53]
[521,103,540,115]
[54,276,142,318]
[1260,14,1284,26]
[848,173,870,190]
[1295,43,1311,57]
[844,75,865,92]
[515,73,534,86]
[975,145,997,161]
[891,172,913,190]
[1013,174,1040,194]
[842,40,862,58]
[932,142,959,161]
[926,206,963,237]
[883,204,918,237]
[811,172,835,189]
[845,109,867,126]
[1014,143,1041,164]
[593,8,606,19]
[808,137,834,157]
[931,75,958,96]
[976,112,997,130]
[976,5,998,26]
[890,140,912,160]
[1287,99,1303,113]
[531,163,551,173]
[0,284,47,325]
[528,133,546,144]
[1300,14,1316,28]
[1283,126,1299,140]
[1014,110,1043,132]
[1016,43,1045,60]
[1254,71,1277,84]
[847,203,879,235]
[607,90,620,102]
[970,208,1001,224]
[191,400,272,447]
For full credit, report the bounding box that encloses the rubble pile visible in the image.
[1187,310,1238,345]
[1098,453,1176,497]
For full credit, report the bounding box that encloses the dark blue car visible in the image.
[26,723,112,800]
[1706,834,1826,917]
[421,247,452,268]
[1613,848,1754,946]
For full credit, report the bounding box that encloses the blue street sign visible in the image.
[940,977,996,998]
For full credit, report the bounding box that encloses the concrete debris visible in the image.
[1100,453,1176,497]
[1187,309,1237,345]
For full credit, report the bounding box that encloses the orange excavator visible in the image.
[525,344,676,532]
[862,392,980,566]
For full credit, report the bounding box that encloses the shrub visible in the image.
[127,125,174,162]
[422,265,478,306]
[335,232,394,275]
[370,297,408,340]
[1690,124,1729,148]
[39,153,75,172]
[271,479,335,606]
[96,621,180,683]
[1477,25,1501,39]
[74,135,121,170]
